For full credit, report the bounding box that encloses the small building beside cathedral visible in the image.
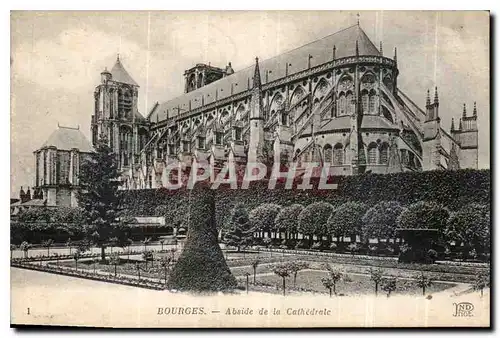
[32,125,93,207]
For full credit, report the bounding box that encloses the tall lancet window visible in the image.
[333,143,344,165]
[346,91,353,115]
[338,92,347,116]
[361,90,369,113]
[379,143,389,164]
[369,90,376,113]
[324,144,332,164]
[367,143,377,164]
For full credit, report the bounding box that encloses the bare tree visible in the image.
[273,264,290,296]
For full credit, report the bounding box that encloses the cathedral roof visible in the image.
[110,57,139,87]
[39,126,94,153]
[150,24,380,122]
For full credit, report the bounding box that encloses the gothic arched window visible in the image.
[324,144,333,164]
[367,143,378,164]
[379,142,389,164]
[333,143,344,165]
[361,90,369,113]
[369,90,376,113]
[338,92,346,116]
[346,91,354,115]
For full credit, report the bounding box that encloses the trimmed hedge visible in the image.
[167,186,237,291]
[119,169,490,229]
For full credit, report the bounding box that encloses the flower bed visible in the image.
[11,261,166,290]
[248,270,457,296]
[254,247,489,277]
[12,248,167,263]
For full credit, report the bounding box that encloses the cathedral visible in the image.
[33,23,479,203]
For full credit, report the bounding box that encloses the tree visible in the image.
[369,268,384,296]
[142,237,151,252]
[322,277,335,297]
[121,238,134,261]
[397,201,449,234]
[446,204,490,258]
[109,237,118,253]
[20,241,31,259]
[473,271,490,298]
[160,255,174,285]
[362,201,405,242]
[251,259,260,284]
[244,272,251,293]
[288,262,309,288]
[142,251,154,269]
[78,133,122,262]
[42,239,54,257]
[73,250,81,271]
[274,204,304,240]
[249,203,282,238]
[135,262,142,280]
[66,238,73,255]
[298,202,334,245]
[323,264,343,296]
[415,272,433,296]
[224,204,254,252]
[273,264,290,296]
[327,201,368,243]
[167,186,237,291]
[78,239,92,254]
[92,257,99,274]
[381,277,397,298]
[109,252,120,277]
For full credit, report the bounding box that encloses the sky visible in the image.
[10,10,490,197]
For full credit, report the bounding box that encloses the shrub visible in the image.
[249,203,281,236]
[311,242,322,251]
[327,202,368,242]
[397,201,449,234]
[298,202,334,242]
[295,240,310,250]
[274,204,304,239]
[362,201,405,241]
[446,203,490,257]
[346,243,361,256]
[427,249,438,263]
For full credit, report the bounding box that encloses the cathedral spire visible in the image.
[117,53,120,62]
[332,45,336,60]
[458,118,463,131]
[473,101,477,117]
[426,89,431,107]
[253,57,261,89]
[379,41,383,56]
[434,86,439,105]
[393,47,397,63]
[462,103,467,118]
[451,118,455,131]
[355,40,359,56]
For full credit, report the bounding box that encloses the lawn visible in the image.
[254,270,457,296]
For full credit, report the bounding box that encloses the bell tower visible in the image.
[91,55,148,170]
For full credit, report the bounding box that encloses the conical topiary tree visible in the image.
[224,204,254,252]
[167,186,237,292]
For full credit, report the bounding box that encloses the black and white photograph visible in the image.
[9,10,490,328]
